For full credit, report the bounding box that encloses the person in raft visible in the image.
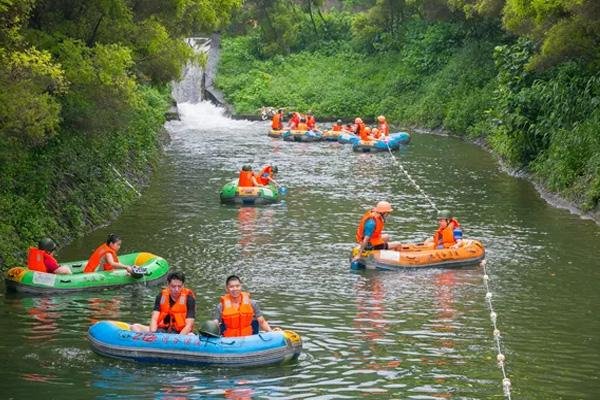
[271,108,284,131]
[238,165,263,187]
[306,110,317,130]
[131,271,196,335]
[256,164,279,187]
[377,115,390,136]
[212,275,279,337]
[353,201,403,261]
[83,234,132,274]
[331,119,343,131]
[27,238,72,274]
[426,209,463,249]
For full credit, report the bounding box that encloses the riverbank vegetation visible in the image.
[0,0,241,266]
[216,0,600,218]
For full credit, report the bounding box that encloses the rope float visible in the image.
[482,259,512,399]
[382,139,512,397]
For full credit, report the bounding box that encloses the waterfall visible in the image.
[171,37,211,104]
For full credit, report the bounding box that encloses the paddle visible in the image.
[278,186,288,196]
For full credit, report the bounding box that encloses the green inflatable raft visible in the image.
[4,252,169,295]
[220,180,282,205]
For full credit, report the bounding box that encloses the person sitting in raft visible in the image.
[377,115,390,136]
[27,238,72,274]
[359,126,374,141]
[287,112,300,130]
[131,271,196,335]
[271,109,284,131]
[332,119,343,131]
[353,201,403,261]
[353,117,365,135]
[238,165,263,187]
[83,234,132,274]
[296,117,309,131]
[427,210,463,249]
[371,127,381,139]
[256,165,279,187]
[306,111,317,130]
[212,275,279,337]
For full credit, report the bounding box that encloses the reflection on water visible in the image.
[1,100,599,399]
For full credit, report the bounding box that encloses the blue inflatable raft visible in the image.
[352,132,411,152]
[337,132,360,145]
[88,321,303,367]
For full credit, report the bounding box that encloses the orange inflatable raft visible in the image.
[351,239,485,270]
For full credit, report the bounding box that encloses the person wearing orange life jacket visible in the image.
[371,127,381,139]
[83,234,132,274]
[354,117,366,135]
[332,119,343,131]
[377,115,390,136]
[212,275,278,337]
[287,112,300,129]
[297,117,309,131]
[256,165,279,186]
[271,109,284,130]
[359,126,373,141]
[306,111,316,130]
[354,201,403,261]
[429,210,463,249]
[131,271,196,335]
[238,165,262,187]
[27,238,72,274]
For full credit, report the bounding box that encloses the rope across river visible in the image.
[383,137,512,399]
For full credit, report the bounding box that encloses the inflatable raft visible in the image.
[352,132,411,152]
[282,130,322,142]
[220,180,282,205]
[4,252,169,294]
[322,130,344,141]
[268,130,284,138]
[88,320,302,367]
[351,239,485,270]
[337,132,360,145]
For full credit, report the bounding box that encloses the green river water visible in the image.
[1,101,599,399]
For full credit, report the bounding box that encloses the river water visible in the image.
[1,100,599,399]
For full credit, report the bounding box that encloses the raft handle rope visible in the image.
[383,139,438,212]
[482,259,512,399]
[109,164,142,197]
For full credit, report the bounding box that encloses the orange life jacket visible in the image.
[332,124,342,131]
[157,287,194,333]
[271,113,282,130]
[289,113,300,129]
[27,247,50,272]
[434,224,456,248]
[257,166,272,186]
[359,129,371,141]
[83,243,118,273]
[378,122,389,136]
[221,292,254,337]
[297,122,308,131]
[356,211,385,246]
[307,115,316,129]
[238,170,255,187]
